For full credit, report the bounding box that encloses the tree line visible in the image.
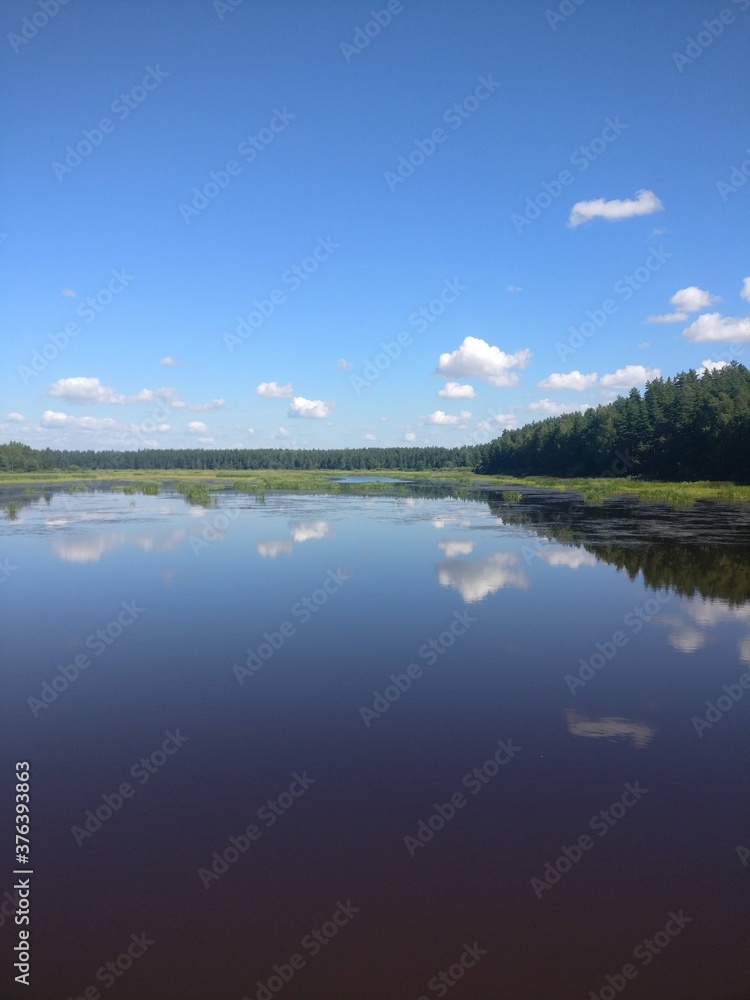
[2,364,748,481]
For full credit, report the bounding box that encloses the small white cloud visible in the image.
[288,396,334,419]
[159,356,183,367]
[289,520,332,543]
[364,433,377,441]
[670,286,720,313]
[336,358,353,370]
[188,399,225,411]
[537,370,598,392]
[638,342,650,349]
[61,289,77,298]
[568,189,663,227]
[404,431,416,442]
[741,277,750,302]
[274,426,291,438]
[7,412,25,423]
[257,540,293,558]
[256,381,292,398]
[247,427,255,434]
[438,382,477,399]
[425,410,471,425]
[438,540,475,557]
[599,365,661,388]
[437,336,531,387]
[41,410,117,430]
[683,313,750,343]
[476,411,517,432]
[697,359,729,376]
[48,376,125,404]
[529,399,593,416]
[506,284,522,293]
[187,421,208,434]
[646,312,688,324]
[378,416,388,422]
[197,436,214,445]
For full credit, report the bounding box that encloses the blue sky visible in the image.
[2,0,749,451]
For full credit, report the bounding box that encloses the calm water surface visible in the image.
[2,484,750,999]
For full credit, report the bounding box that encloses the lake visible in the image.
[2,482,750,999]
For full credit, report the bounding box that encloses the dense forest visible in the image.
[2,364,749,481]
[479,363,750,482]
[0,441,487,473]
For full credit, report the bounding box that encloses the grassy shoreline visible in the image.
[1,467,749,504]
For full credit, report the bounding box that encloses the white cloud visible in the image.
[274,427,291,438]
[438,382,477,399]
[425,410,471,425]
[536,547,597,569]
[159,356,183,367]
[124,422,170,434]
[436,552,529,602]
[671,286,720,312]
[697,359,729,376]
[683,313,750,343]
[599,365,661,388]
[404,432,416,442]
[646,312,688,324]
[256,381,292,398]
[61,288,77,298]
[476,411,517,432]
[741,277,750,302]
[289,520,332,543]
[436,336,531,387]
[638,342,650,349]
[529,399,593,416]
[257,540,293,558]
[7,412,25,422]
[188,399,225,411]
[288,396,335,419]
[187,421,208,434]
[568,189,663,227]
[41,410,117,430]
[47,377,187,408]
[506,284,522,293]
[335,358,353,370]
[537,370,598,392]
[198,436,215,445]
[438,540,475,557]
[364,433,376,441]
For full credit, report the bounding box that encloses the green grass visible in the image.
[1,467,749,505]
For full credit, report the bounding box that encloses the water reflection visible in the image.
[49,528,186,563]
[436,551,529,603]
[256,540,294,558]
[566,709,657,748]
[289,520,333,542]
[437,540,475,558]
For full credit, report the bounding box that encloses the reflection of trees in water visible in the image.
[487,493,750,605]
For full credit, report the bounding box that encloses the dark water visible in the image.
[2,483,750,999]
